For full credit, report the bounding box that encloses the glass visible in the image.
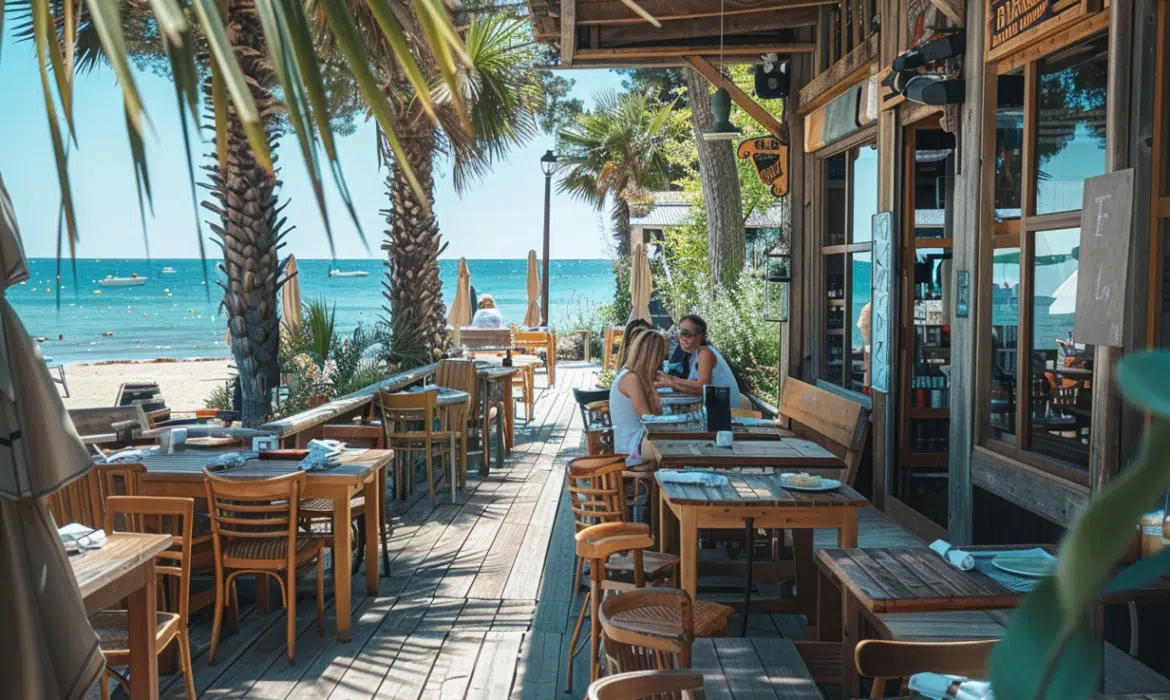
[824,254,846,386]
[995,71,1025,221]
[850,251,873,393]
[988,246,1020,443]
[1034,34,1108,215]
[851,145,879,243]
[1026,228,1092,469]
[913,131,955,239]
[825,154,848,246]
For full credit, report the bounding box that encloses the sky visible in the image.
[0,25,625,260]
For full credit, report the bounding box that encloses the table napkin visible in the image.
[908,673,994,699]
[58,523,107,552]
[210,451,256,470]
[732,416,777,428]
[102,446,160,464]
[930,539,975,571]
[301,439,346,470]
[657,469,728,487]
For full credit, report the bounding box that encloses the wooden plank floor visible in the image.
[127,363,820,699]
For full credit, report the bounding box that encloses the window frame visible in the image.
[1148,1,1170,347]
[976,29,1111,487]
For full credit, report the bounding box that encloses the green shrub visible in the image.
[596,369,616,389]
[695,270,779,401]
[203,379,235,410]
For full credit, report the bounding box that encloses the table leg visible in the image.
[792,529,816,629]
[379,466,391,577]
[679,507,698,603]
[481,386,491,477]
[839,508,859,548]
[332,496,354,641]
[127,560,160,700]
[815,569,842,643]
[364,479,379,596]
[842,588,861,698]
[504,378,515,451]
[659,494,678,556]
[449,424,458,503]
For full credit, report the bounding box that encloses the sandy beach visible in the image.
[60,357,235,412]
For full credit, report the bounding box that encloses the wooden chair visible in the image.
[94,496,197,700]
[574,388,613,456]
[436,359,493,479]
[378,389,457,506]
[203,469,326,665]
[854,639,995,698]
[587,670,706,700]
[602,328,625,373]
[47,470,103,529]
[600,587,731,675]
[514,328,557,387]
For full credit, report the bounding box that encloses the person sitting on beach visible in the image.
[610,329,668,461]
[471,294,506,329]
[656,313,744,408]
[614,317,652,369]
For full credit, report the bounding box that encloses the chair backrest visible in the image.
[574,388,611,430]
[437,359,480,406]
[47,470,103,529]
[567,455,629,531]
[600,588,696,673]
[203,468,304,569]
[777,378,870,485]
[587,670,706,700]
[854,640,995,699]
[513,329,549,350]
[67,405,150,439]
[95,463,147,531]
[378,389,440,439]
[104,495,195,623]
[459,328,514,351]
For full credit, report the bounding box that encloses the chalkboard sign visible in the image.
[1075,169,1134,347]
[871,212,894,394]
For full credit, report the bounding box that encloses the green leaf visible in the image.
[362,0,436,123]
[32,4,79,251]
[989,578,1102,700]
[413,0,470,134]
[82,0,146,135]
[146,0,200,124]
[35,0,76,140]
[1116,350,1170,417]
[1104,547,1170,596]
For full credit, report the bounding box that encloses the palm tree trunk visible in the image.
[202,0,284,427]
[686,68,746,288]
[383,124,449,369]
[612,197,633,258]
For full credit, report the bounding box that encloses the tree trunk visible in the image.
[612,197,633,258]
[383,124,449,369]
[203,0,284,427]
[686,68,746,288]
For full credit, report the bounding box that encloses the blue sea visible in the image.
[11,258,615,363]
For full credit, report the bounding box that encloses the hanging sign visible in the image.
[737,137,789,197]
[870,212,894,394]
[989,0,1052,49]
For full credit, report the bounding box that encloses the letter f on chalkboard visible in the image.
[1094,194,1111,236]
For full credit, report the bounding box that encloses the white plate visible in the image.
[990,552,1057,578]
[777,475,841,492]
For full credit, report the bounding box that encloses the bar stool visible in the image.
[599,588,732,675]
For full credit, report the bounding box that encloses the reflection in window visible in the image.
[824,254,846,386]
[1162,221,1170,346]
[913,131,955,239]
[995,72,1024,220]
[826,154,847,246]
[1035,35,1108,215]
[989,247,1020,443]
[852,146,879,243]
[1027,228,1092,468]
[851,251,872,393]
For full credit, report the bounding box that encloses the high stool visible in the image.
[600,588,733,675]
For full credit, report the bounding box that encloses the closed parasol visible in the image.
[628,243,652,324]
[524,250,542,327]
[449,257,473,347]
[281,254,303,331]
[0,174,104,699]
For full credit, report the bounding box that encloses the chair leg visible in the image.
[589,571,602,682]
[283,574,296,665]
[741,518,755,637]
[425,442,436,506]
[177,627,196,700]
[570,554,583,600]
[352,518,366,575]
[565,587,590,695]
[316,555,326,636]
[99,669,111,700]
[208,567,225,665]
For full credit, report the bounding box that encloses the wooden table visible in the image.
[72,533,173,700]
[654,438,843,470]
[406,386,470,501]
[478,366,518,466]
[138,449,392,642]
[644,421,795,442]
[657,471,866,606]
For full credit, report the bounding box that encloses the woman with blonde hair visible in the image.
[615,317,652,368]
[609,329,669,460]
[471,293,506,329]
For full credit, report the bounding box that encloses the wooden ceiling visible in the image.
[530,0,831,67]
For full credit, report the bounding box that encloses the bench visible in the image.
[692,637,823,699]
[68,405,152,446]
[778,378,870,486]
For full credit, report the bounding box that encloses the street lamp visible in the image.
[539,150,559,325]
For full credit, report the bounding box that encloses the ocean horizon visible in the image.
[12,257,616,364]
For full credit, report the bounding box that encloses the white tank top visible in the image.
[608,369,645,458]
[688,346,742,405]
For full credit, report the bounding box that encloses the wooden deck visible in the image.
[114,362,1166,699]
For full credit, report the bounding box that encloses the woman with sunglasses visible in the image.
[657,314,744,408]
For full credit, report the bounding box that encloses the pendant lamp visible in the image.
[703,87,742,141]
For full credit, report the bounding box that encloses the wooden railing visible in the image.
[817,0,877,73]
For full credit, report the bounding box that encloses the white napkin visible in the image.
[930,539,975,571]
[908,673,994,699]
[58,523,107,552]
[102,446,160,464]
[302,439,345,470]
[657,470,728,487]
[211,452,254,469]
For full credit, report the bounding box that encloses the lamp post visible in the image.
[539,149,559,325]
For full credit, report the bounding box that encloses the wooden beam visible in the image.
[796,32,878,114]
[598,7,818,45]
[574,42,815,60]
[561,0,576,65]
[685,56,787,140]
[972,449,1089,528]
[574,0,837,25]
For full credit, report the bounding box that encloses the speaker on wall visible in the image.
[754,58,789,99]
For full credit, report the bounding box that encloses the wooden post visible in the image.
[561,0,576,66]
[788,54,811,381]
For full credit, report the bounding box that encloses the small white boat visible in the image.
[161,266,176,274]
[328,269,369,278]
[98,273,147,287]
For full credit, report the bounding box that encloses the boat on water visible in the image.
[98,273,147,287]
[161,266,176,274]
[328,269,369,278]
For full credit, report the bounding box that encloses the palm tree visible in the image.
[312,8,539,369]
[557,90,684,257]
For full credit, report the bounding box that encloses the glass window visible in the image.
[995,71,1025,221]
[825,254,846,385]
[989,247,1020,444]
[1026,228,1092,468]
[852,145,879,243]
[825,154,847,246]
[1034,35,1109,215]
[1162,220,1170,347]
[851,251,872,393]
[913,131,955,239]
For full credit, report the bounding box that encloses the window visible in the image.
[979,33,1108,478]
[821,144,877,393]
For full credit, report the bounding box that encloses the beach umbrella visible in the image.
[282,254,303,331]
[629,243,652,324]
[449,257,473,347]
[524,250,542,327]
[0,174,104,699]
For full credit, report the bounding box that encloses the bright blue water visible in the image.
[12,258,615,363]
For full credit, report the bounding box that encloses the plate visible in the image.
[991,552,1056,578]
[777,475,841,492]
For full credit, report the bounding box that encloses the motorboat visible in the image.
[328,269,369,278]
[161,266,176,274]
[98,273,147,287]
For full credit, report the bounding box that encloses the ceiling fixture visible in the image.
[703,0,742,141]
